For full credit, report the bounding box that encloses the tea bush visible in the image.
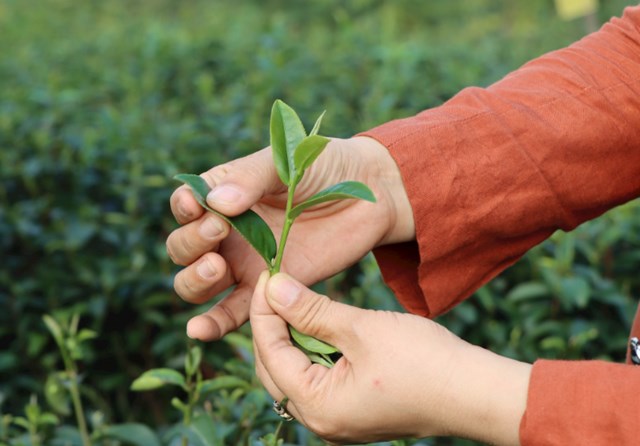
[1,0,638,444]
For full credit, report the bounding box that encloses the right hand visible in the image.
[250,272,530,445]
[166,136,414,341]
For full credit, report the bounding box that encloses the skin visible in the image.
[167,135,532,443]
[251,271,531,445]
[167,136,413,341]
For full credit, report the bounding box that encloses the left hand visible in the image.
[250,272,531,445]
[166,137,413,341]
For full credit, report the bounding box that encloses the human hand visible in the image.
[250,271,531,445]
[167,136,414,341]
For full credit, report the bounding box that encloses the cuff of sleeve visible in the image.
[519,359,640,446]
[372,243,428,316]
[360,112,556,318]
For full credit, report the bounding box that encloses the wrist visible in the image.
[442,343,531,445]
[350,136,415,245]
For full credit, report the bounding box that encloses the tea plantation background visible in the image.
[2,1,640,445]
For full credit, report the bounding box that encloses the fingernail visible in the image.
[207,185,242,205]
[197,259,216,279]
[199,217,223,240]
[268,275,301,307]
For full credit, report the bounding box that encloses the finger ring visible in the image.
[273,397,294,421]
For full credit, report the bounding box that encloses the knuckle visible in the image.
[174,270,204,301]
[296,294,332,337]
[166,228,194,266]
[165,239,177,264]
[178,230,198,256]
[166,233,186,266]
[201,164,231,187]
[212,299,242,332]
[170,186,200,223]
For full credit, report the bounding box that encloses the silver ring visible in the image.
[273,398,294,421]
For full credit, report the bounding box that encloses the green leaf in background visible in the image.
[506,282,550,303]
[187,414,219,446]
[309,110,326,136]
[270,99,306,185]
[289,326,338,355]
[76,329,97,343]
[130,368,186,391]
[52,425,83,446]
[163,415,218,446]
[292,135,330,179]
[170,397,187,412]
[42,315,64,346]
[101,423,162,446]
[560,276,591,309]
[174,174,277,266]
[199,376,250,395]
[184,344,202,378]
[290,181,376,219]
[44,372,71,416]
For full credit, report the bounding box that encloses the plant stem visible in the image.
[67,372,91,446]
[181,374,195,446]
[54,331,91,446]
[28,423,40,446]
[181,404,190,446]
[272,183,297,275]
[272,420,284,443]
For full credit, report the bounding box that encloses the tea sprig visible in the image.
[175,99,376,366]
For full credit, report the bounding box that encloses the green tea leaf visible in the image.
[290,181,376,219]
[45,372,71,416]
[101,423,162,446]
[270,100,291,185]
[171,397,187,412]
[39,413,59,425]
[292,135,330,179]
[13,417,30,430]
[187,414,219,446]
[199,376,250,395]
[184,344,202,377]
[76,329,97,343]
[289,326,338,355]
[309,110,326,136]
[506,282,549,303]
[270,99,306,185]
[52,426,83,445]
[42,315,64,346]
[301,349,335,368]
[130,368,186,391]
[174,174,277,266]
[25,400,41,423]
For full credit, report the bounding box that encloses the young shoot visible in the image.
[175,99,376,366]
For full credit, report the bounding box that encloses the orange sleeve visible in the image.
[520,360,640,445]
[361,6,640,318]
[360,6,640,445]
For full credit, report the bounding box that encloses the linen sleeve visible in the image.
[519,360,640,445]
[362,7,640,445]
[361,6,640,318]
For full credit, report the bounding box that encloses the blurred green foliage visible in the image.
[1,0,638,444]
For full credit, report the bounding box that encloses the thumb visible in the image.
[203,148,284,216]
[266,273,361,351]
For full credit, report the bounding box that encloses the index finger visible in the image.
[170,184,206,224]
